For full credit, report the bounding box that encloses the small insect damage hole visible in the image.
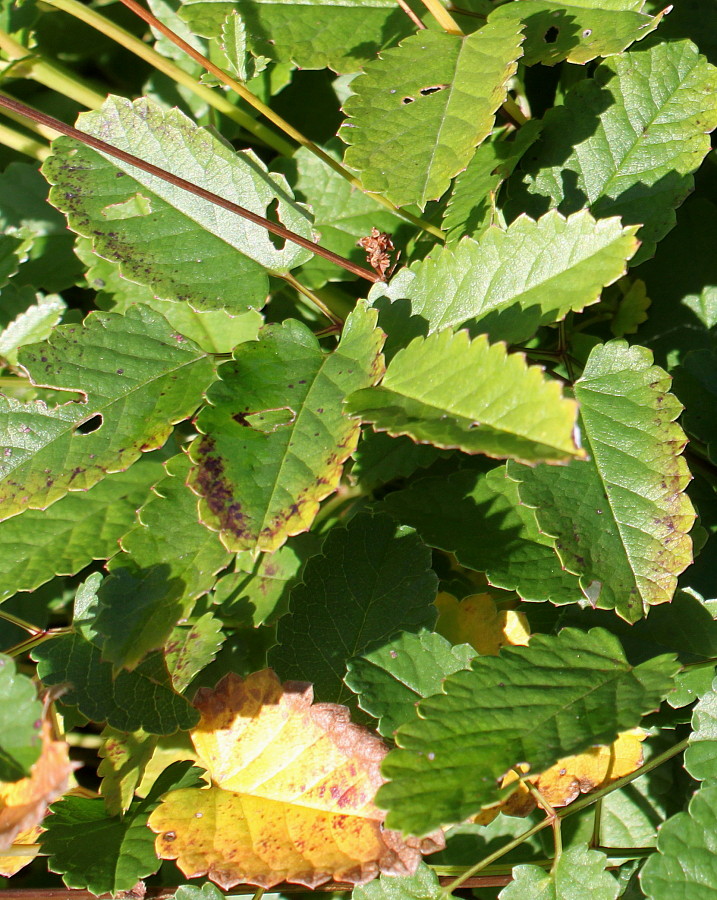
[419,84,448,96]
[402,96,414,105]
[265,198,286,250]
[75,413,103,435]
[543,25,560,43]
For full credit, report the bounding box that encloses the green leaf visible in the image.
[443,121,542,243]
[489,0,665,66]
[353,862,443,900]
[378,627,677,835]
[499,845,619,900]
[0,653,43,781]
[98,727,157,816]
[95,454,232,669]
[341,20,524,209]
[684,677,717,781]
[508,340,695,621]
[269,511,437,704]
[40,795,161,894]
[1,305,214,520]
[43,95,314,312]
[274,144,401,290]
[345,630,475,737]
[641,781,717,899]
[383,466,583,604]
[371,210,639,344]
[165,612,226,692]
[346,330,582,463]
[179,0,416,73]
[0,292,65,366]
[33,575,198,734]
[188,301,384,553]
[0,456,164,602]
[512,40,717,262]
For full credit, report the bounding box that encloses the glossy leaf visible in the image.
[148,670,443,889]
[0,305,214,519]
[44,95,314,312]
[509,340,695,621]
[371,210,639,343]
[341,21,524,209]
[270,512,438,704]
[189,301,384,553]
[346,330,582,464]
[378,628,677,835]
[513,40,717,262]
[345,631,475,737]
[0,456,164,603]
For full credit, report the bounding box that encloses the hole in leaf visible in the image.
[543,26,559,43]
[419,85,447,96]
[401,96,414,105]
[265,198,286,250]
[75,414,103,435]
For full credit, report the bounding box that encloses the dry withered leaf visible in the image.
[0,722,71,852]
[148,670,443,889]
[435,592,530,655]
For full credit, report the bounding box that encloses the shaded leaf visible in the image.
[165,612,226,693]
[0,654,43,782]
[341,21,524,209]
[512,40,717,262]
[371,210,639,344]
[641,781,717,899]
[383,466,584,604]
[33,575,198,734]
[346,330,582,464]
[345,631,475,738]
[508,340,695,621]
[0,456,164,603]
[489,0,665,66]
[378,627,677,835]
[270,512,437,704]
[180,0,416,73]
[434,592,530,656]
[1,304,214,519]
[188,301,384,553]
[0,721,71,851]
[44,95,314,312]
[148,670,444,889]
[500,845,619,900]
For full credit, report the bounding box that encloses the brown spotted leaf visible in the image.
[188,301,384,553]
[148,669,442,889]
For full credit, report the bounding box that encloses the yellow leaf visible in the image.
[148,670,443,889]
[0,722,71,852]
[435,592,530,655]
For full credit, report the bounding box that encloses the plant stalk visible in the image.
[0,28,105,108]
[115,0,447,240]
[38,0,295,156]
[0,93,381,283]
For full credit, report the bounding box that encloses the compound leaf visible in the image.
[188,301,384,553]
[148,670,443,889]
[344,631,475,737]
[270,511,438,704]
[371,210,639,344]
[509,340,696,622]
[341,20,524,209]
[378,627,677,835]
[44,95,314,313]
[513,40,717,262]
[346,330,582,464]
[1,304,214,519]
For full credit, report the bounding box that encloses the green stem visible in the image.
[117,0,447,241]
[38,0,295,156]
[0,28,105,108]
[0,118,49,159]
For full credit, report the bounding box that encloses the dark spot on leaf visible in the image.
[544,26,559,42]
[75,414,103,435]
